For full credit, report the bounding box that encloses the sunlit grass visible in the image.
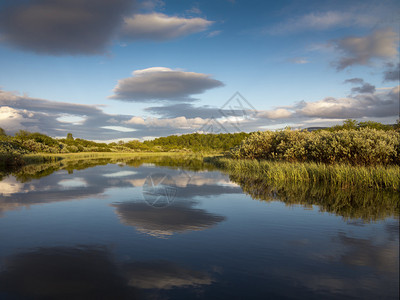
[209,157,400,191]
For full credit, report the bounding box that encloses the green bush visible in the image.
[231,128,399,165]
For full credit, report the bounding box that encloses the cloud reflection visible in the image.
[111,201,225,238]
[124,261,213,289]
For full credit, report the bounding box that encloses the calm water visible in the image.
[0,157,398,299]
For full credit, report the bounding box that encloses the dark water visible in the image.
[0,157,398,299]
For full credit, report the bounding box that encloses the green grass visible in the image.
[208,157,400,191]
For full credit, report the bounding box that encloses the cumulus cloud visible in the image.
[109,67,224,102]
[257,108,292,119]
[0,89,141,140]
[121,13,213,41]
[333,29,399,70]
[0,88,232,140]
[258,86,399,121]
[0,0,135,55]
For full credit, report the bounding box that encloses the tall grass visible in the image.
[210,157,400,191]
[227,173,399,221]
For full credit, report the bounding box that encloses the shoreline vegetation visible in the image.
[1,120,399,192]
[2,154,397,222]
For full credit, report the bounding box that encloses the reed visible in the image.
[209,157,400,191]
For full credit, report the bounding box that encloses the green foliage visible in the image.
[324,119,395,131]
[212,157,400,191]
[1,119,397,172]
[66,133,74,141]
[143,132,250,152]
[358,121,393,131]
[232,127,400,165]
[225,169,399,221]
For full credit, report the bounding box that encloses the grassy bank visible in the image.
[208,157,400,191]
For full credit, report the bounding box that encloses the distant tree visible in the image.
[342,119,358,130]
[66,133,74,141]
[0,127,6,136]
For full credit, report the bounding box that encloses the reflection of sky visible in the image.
[0,246,213,299]
[0,162,398,299]
[0,164,241,216]
[58,177,87,188]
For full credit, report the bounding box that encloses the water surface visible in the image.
[0,157,398,299]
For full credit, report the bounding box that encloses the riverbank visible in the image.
[207,157,400,191]
[2,152,399,192]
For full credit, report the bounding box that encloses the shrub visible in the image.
[231,128,400,165]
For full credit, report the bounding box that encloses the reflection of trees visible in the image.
[0,246,213,299]
[0,160,235,217]
[10,155,217,182]
[111,201,225,238]
[229,174,399,221]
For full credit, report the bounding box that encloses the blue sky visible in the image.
[0,0,399,141]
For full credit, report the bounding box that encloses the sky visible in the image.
[0,0,399,141]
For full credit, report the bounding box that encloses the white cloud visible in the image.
[0,106,34,132]
[258,85,399,121]
[258,108,292,119]
[101,126,137,132]
[125,116,208,129]
[121,13,213,41]
[333,29,399,70]
[125,116,146,125]
[0,89,141,140]
[0,177,25,196]
[109,67,224,102]
[56,115,86,125]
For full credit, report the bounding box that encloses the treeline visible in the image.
[0,129,250,168]
[1,120,399,168]
[141,132,250,151]
[231,120,400,165]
